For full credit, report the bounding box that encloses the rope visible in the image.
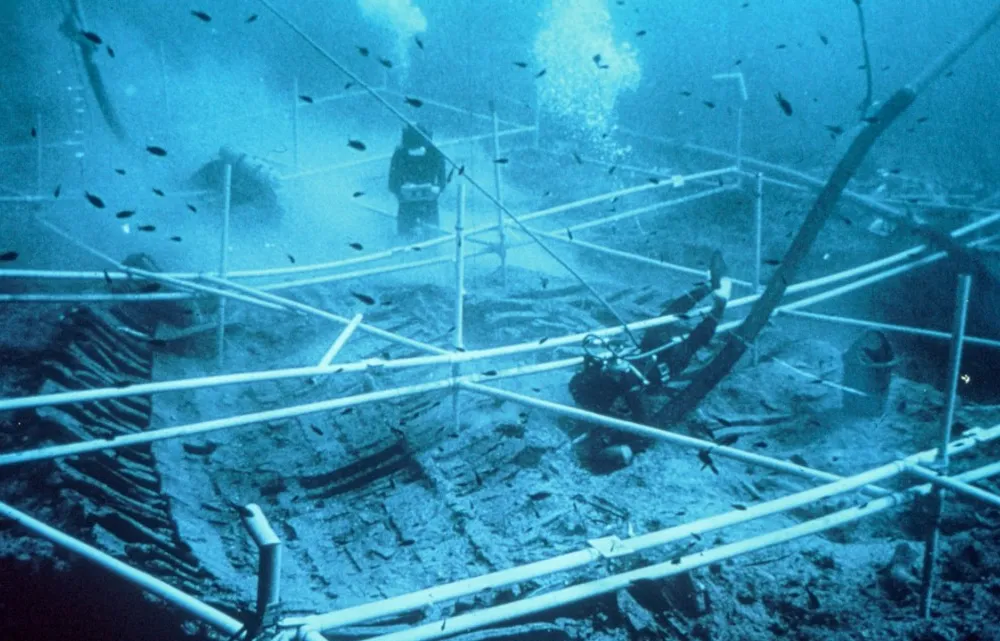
[255,0,641,347]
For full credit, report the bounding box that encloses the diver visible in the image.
[568,250,732,472]
[388,123,447,237]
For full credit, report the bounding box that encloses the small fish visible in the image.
[529,491,551,501]
[703,100,716,109]
[286,254,295,264]
[30,126,36,138]
[494,157,509,164]
[115,168,126,175]
[753,440,768,448]
[457,165,465,176]
[414,36,424,50]
[115,210,136,219]
[347,139,366,151]
[862,116,880,124]
[534,68,547,78]
[775,92,793,116]
[0,251,18,262]
[344,82,355,90]
[351,191,364,198]
[246,14,258,23]
[763,258,781,266]
[482,370,498,376]
[310,425,323,436]
[648,177,662,184]
[53,184,61,198]
[146,145,167,156]
[350,291,376,305]
[341,407,354,415]
[404,97,424,108]
[635,29,647,36]
[169,236,182,242]
[916,116,929,123]
[857,64,868,70]
[698,450,719,474]
[572,151,583,164]
[152,188,165,196]
[716,434,739,447]
[513,61,528,68]
[824,124,844,136]
[137,224,156,232]
[85,192,105,209]
[299,95,314,103]
[734,58,743,66]
[818,33,829,45]
[538,337,549,345]
[81,31,103,45]
[731,503,748,511]
[888,168,902,174]
[608,165,617,175]
[191,10,212,22]
[445,166,456,183]
[566,228,574,241]
[592,53,602,66]
[107,45,115,58]
[378,57,393,69]
[679,90,692,97]
[348,242,364,250]
[103,270,113,287]
[776,43,787,50]
[186,203,197,212]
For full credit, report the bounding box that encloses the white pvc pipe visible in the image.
[0,501,244,636]
[453,184,467,433]
[35,113,42,194]
[317,313,364,367]
[216,163,232,368]
[781,310,1000,350]
[491,104,508,287]
[565,185,734,233]
[905,464,1000,509]
[292,77,300,170]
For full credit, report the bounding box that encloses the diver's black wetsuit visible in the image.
[388,126,447,236]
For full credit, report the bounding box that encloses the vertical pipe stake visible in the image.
[216,164,233,368]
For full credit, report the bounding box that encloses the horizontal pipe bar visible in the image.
[905,463,1000,509]
[565,185,734,233]
[0,501,244,636]
[782,310,1000,350]
[362,437,1000,641]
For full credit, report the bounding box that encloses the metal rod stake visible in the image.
[216,163,232,368]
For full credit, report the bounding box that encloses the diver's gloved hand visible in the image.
[710,250,732,313]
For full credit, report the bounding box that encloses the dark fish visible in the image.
[763,258,781,266]
[824,124,844,136]
[636,29,647,36]
[790,454,809,467]
[731,503,748,511]
[404,97,424,108]
[357,46,369,56]
[347,139,366,151]
[299,95,314,103]
[351,191,364,198]
[888,168,902,174]
[53,184,61,198]
[882,65,891,71]
[0,251,18,262]
[592,53,602,65]
[115,210,136,219]
[344,82,355,89]
[378,57,393,69]
[341,407,354,415]
[85,192,106,208]
[30,126,36,138]
[494,157,509,164]
[191,10,212,22]
[169,236,182,242]
[698,450,719,474]
[538,337,549,344]
[446,166,456,183]
[753,440,768,448]
[115,168,126,175]
[572,151,583,164]
[818,33,829,45]
[286,254,295,264]
[348,242,363,250]
[81,31,103,45]
[776,43,787,49]
[716,434,739,447]
[310,425,323,436]
[566,228,574,241]
[457,165,465,176]
[775,92,793,116]
[152,188,165,196]
[862,116,880,124]
[513,61,529,68]
[703,100,716,109]
[648,177,662,184]
[137,224,156,232]
[350,291,376,305]
[246,14,258,23]
[529,491,551,501]
[107,45,115,58]
[146,145,167,156]
[679,90,692,96]
[534,68,547,78]
[415,36,424,50]
[186,203,197,212]
[103,270,113,287]
[482,370,498,376]
[916,116,929,123]
[734,58,743,65]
